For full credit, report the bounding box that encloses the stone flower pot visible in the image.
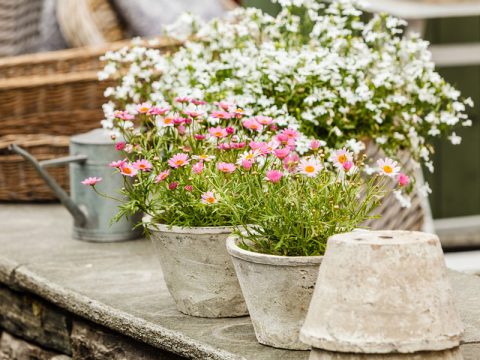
[226,235,323,350]
[300,230,464,354]
[147,222,248,318]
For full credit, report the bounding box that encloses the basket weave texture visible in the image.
[362,142,433,232]
[0,39,177,201]
[0,0,44,56]
[0,135,69,201]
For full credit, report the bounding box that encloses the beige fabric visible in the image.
[57,0,125,47]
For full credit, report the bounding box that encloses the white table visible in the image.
[362,0,480,66]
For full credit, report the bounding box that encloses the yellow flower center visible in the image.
[215,131,223,137]
[199,155,208,160]
[207,197,215,204]
[175,160,185,166]
[246,153,254,160]
[338,154,347,163]
[164,118,173,124]
[305,165,315,173]
[383,165,393,174]
[123,167,132,174]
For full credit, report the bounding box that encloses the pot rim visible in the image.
[226,235,323,266]
[143,215,234,234]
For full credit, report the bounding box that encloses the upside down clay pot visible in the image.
[300,230,464,354]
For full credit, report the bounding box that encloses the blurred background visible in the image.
[0,0,478,252]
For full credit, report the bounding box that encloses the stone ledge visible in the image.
[0,204,479,360]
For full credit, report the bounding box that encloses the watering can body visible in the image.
[10,129,142,242]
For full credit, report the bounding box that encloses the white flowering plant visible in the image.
[99,0,472,205]
[85,99,403,255]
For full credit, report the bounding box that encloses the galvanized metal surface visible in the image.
[10,129,141,242]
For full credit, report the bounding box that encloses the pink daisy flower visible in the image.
[173,117,185,125]
[184,185,193,192]
[298,158,323,177]
[158,117,174,127]
[81,177,102,186]
[283,153,300,172]
[280,128,299,140]
[241,159,253,170]
[265,170,283,183]
[217,162,236,173]
[175,96,190,103]
[231,142,245,149]
[249,141,265,151]
[114,110,134,120]
[254,115,274,125]
[201,191,217,205]
[109,159,126,168]
[211,111,234,119]
[260,140,280,155]
[191,99,206,106]
[274,147,290,159]
[154,170,170,183]
[119,163,138,177]
[342,161,354,172]
[177,125,186,135]
[329,148,353,168]
[377,158,401,177]
[169,182,179,191]
[217,143,231,151]
[217,101,234,111]
[132,159,153,172]
[194,134,206,141]
[208,126,228,138]
[168,153,190,168]
[192,162,204,174]
[310,139,322,150]
[242,118,263,132]
[148,106,169,116]
[136,102,151,114]
[184,110,203,118]
[115,142,126,151]
[398,173,410,187]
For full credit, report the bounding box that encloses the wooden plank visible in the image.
[431,43,480,67]
[361,0,480,19]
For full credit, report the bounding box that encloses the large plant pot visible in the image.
[147,223,248,318]
[226,236,323,350]
[300,230,463,354]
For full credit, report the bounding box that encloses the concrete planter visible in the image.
[147,223,248,318]
[300,230,464,354]
[226,236,323,350]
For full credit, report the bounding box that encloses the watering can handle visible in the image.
[8,144,88,227]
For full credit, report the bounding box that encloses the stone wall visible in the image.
[0,284,184,360]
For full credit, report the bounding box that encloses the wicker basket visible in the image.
[0,38,179,201]
[363,143,434,233]
[0,134,70,201]
[0,0,44,56]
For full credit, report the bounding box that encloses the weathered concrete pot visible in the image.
[309,347,464,360]
[147,223,248,318]
[226,236,323,350]
[300,230,464,354]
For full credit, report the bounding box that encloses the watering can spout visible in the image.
[8,144,89,227]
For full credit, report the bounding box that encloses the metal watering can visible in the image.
[9,129,142,242]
